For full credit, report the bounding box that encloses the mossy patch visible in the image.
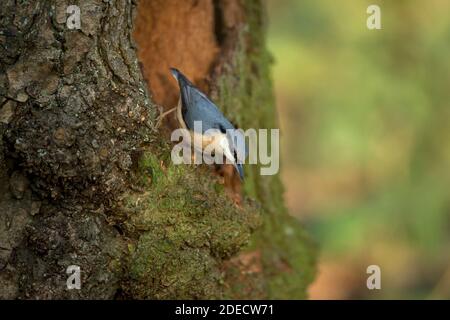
[210,0,317,299]
[123,145,261,298]
[124,0,316,300]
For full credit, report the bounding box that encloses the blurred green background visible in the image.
[267,0,450,299]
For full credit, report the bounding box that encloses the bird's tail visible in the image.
[170,67,181,80]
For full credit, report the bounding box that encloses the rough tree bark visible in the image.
[0,0,315,299]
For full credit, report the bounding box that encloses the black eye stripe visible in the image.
[218,124,227,134]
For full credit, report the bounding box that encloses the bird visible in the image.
[170,67,246,180]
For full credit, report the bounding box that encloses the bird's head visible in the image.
[218,134,245,180]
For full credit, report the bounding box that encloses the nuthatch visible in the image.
[170,68,246,180]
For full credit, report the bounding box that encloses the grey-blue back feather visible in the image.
[171,68,233,133]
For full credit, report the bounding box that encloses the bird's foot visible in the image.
[155,106,177,129]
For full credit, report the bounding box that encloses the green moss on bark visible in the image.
[211,0,317,299]
[120,0,315,300]
[122,146,261,298]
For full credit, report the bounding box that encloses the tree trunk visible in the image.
[0,0,315,299]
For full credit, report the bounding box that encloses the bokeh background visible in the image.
[267,0,450,299]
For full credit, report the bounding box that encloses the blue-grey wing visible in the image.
[182,85,234,133]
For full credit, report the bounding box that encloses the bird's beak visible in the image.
[234,163,244,180]
[219,135,235,164]
[219,138,244,180]
[223,147,235,165]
